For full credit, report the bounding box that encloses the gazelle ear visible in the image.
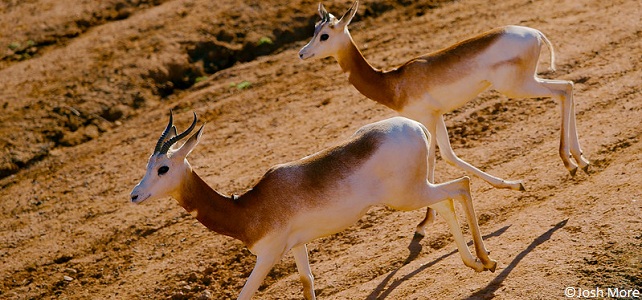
[173,124,205,159]
[168,126,178,140]
[165,126,179,150]
[337,0,358,27]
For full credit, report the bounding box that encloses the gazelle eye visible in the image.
[158,166,169,175]
[320,34,329,41]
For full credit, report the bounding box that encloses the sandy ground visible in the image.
[1,0,640,299]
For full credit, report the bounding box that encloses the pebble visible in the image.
[64,268,78,275]
[196,289,212,300]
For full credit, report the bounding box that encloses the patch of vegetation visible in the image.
[257,36,273,46]
[194,76,209,83]
[230,81,252,90]
[8,42,20,50]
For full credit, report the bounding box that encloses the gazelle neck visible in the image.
[174,169,260,246]
[335,33,402,110]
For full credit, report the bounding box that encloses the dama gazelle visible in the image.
[131,111,497,300]
[299,1,589,235]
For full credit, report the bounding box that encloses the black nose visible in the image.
[299,53,303,58]
[131,195,138,202]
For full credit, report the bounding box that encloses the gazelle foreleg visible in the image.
[416,118,439,236]
[238,250,285,300]
[293,244,316,300]
[435,115,526,191]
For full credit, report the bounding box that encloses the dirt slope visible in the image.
[1,0,640,299]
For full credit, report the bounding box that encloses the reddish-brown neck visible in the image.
[335,38,403,110]
[175,170,262,246]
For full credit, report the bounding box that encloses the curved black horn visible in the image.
[159,112,198,154]
[154,110,174,154]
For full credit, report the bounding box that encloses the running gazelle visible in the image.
[299,1,589,235]
[131,111,497,299]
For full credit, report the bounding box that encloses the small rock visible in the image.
[169,291,188,300]
[202,267,214,276]
[187,272,198,282]
[196,289,212,300]
[63,275,74,281]
[83,124,100,139]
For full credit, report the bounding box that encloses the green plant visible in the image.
[230,81,252,90]
[257,36,273,46]
[235,81,251,90]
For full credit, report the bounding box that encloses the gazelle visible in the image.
[131,111,497,300]
[299,1,589,235]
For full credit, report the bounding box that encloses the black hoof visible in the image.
[582,164,590,175]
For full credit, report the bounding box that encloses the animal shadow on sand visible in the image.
[367,219,567,299]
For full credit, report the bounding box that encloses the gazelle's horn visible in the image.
[159,112,198,154]
[154,110,174,154]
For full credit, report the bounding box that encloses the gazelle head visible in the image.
[130,111,203,204]
[298,1,358,60]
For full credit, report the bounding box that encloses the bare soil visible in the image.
[1,0,640,299]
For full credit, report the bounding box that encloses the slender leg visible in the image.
[293,244,316,300]
[430,198,485,272]
[435,115,525,191]
[495,74,589,175]
[416,208,436,237]
[523,78,579,176]
[538,78,589,174]
[567,88,589,173]
[416,117,438,236]
[238,252,283,300]
[453,178,497,272]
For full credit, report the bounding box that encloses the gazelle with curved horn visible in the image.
[299,1,589,235]
[131,111,497,300]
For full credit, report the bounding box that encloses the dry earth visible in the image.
[1,0,640,299]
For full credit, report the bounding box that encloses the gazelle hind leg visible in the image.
[453,181,497,272]
[293,244,316,300]
[535,78,583,175]
[567,86,590,173]
[494,75,582,175]
[429,197,485,272]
